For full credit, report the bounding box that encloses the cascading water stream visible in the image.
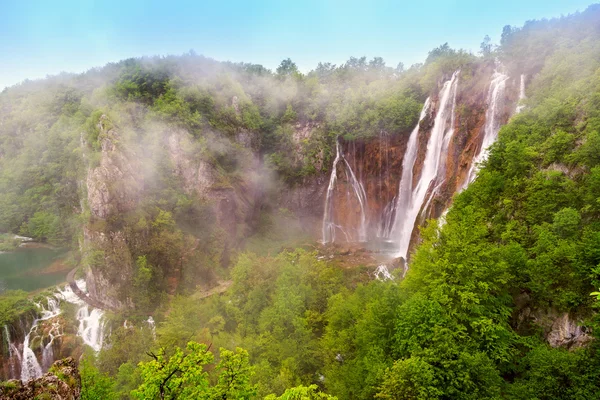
[390,71,460,261]
[516,74,526,113]
[379,98,432,240]
[58,280,106,352]
[20,297,61,381]
[15,280,106,381]
[322,139,368,243]
[3,324,17,379]
[322,141,343,243]
[462,71,509,189]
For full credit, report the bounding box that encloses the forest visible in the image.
[1,4,600,399]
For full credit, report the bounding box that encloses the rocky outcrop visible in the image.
[86,116,142,219]
[166,130,262,251]
[82,116,140,309]
[0,358,80,400]
[546,313,593,349]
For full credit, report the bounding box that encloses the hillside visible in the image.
[1,3,600,399]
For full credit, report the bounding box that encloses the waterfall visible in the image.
[15,280,106,381]
[147,316,156,340]
[20,297,61,381]
[391,71,460,260]
[462,71,509,189]
[516,74,526,113]
[41,321,61,371]
[381,97,432,241]
[4,324,17,379]
[322,139,368,243]
[58,280,105,352]
[322,141,343,243]
[77,307,105,352]
[374,265,393,281]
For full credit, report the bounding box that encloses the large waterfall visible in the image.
[379,98,432,240]
[322,139,368,244]
[462,70,509,189]
[319,68,522,270]
[390,71,460,260]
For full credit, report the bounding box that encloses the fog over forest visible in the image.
[1,3,600,399]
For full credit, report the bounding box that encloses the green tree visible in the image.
[132,342,255,400]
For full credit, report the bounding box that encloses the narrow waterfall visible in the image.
[322,139,368,244]
[3,324,17,379]
[391,71,460,260]
[322,141,343,243]
[516,74,526,113]
[147,316,156,340]
[462,71,509,189]
[379,98,432,240]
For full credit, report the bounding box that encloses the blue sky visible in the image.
[0,0,594,89]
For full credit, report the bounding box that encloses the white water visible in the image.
[59,280,106,352]
[391,71,460,260]
[515,74,526,113]
[16,280,106,381]
[462,71,509,189]
[374,265,393,281]
[322,139,368,243]
[322,141,344,243]
[20,297,61,381]
[147,316,156,340]
[380,98,432,240]
[77,307,105,352]
[3,324,17,379]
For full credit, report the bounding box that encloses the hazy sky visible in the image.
[0,0,594,90]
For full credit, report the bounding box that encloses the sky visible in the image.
[0,0,595,90]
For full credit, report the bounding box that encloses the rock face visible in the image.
[166,130,262,252]
[296,65,520,254]
[83,116,139,309]
[546,313,593,349]
[0,358,81,400]
[81,116,265,308]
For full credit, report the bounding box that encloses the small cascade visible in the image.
[41,321,61,371]
[322,139,368,243]
[58,279,105,352]
[391,71,460,260]
[77,306,105,352]
[3,324,17,379]
[462,70,509,189]
[20,297,61,381]
[13,280,107,381]
[374,265,393,281]
[147,316,156,340]
[515,74,526,113]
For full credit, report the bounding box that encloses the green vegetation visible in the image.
[0,234,19,252]
[3,3,600,400]
[0,290,35,327]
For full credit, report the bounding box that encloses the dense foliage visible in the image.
[3,3,600,400]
